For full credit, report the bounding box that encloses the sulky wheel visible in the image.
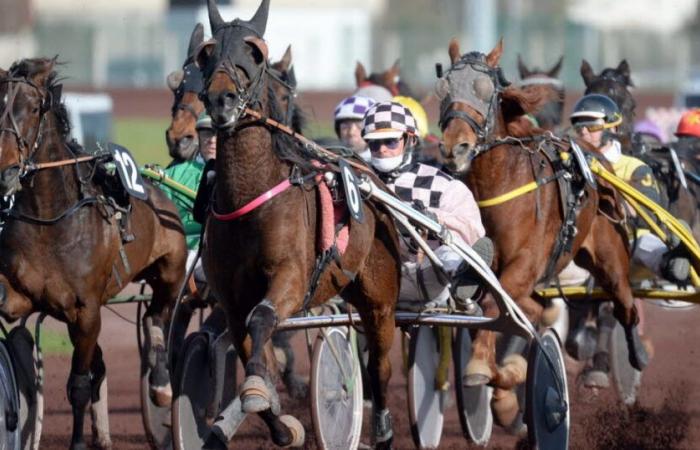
[0,339,20,450]
[6,327,42,450]
[407,325,447,449]
[609,321,641,406]
[310,326,363,450]
[453,327,492,446]
[525,329,569,450]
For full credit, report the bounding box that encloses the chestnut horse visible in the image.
[437,39,648,417]
[197,0,400,448]
[0,58,186,449]
[355,59,415,98]
[517,54,565,132]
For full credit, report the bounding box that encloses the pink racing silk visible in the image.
[211,178,292,221]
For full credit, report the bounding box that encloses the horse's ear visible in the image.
[517,54,530,79]
[548,55,564,78]
[355,61,367,86]
[485,38,504,67]
[195,38,217,70]
[31,58,56,87]
[448,38,461,65]
[166,69,184,91]
[277,45,293,72]
[617,59,633,86]
[580,59,595,87]
[187,23,205,60]
[243,35,269,65]
[501,84,560,120]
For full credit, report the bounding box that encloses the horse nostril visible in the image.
[452,143,470,157]
[178,135,194,149]
[222,93,237,109]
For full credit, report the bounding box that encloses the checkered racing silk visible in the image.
[361,101,418,138]
[386,163,485,245]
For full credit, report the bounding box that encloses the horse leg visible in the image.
[272,330,307,399]
[576,219,648,371]
[143,275,179,407]
[66,304,102,450]
[89,344,112,449]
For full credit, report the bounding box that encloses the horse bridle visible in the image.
[0,76,52,177]
[171,61,204,120]
[437,53,510,156]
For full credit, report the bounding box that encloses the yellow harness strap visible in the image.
[477,181,539,207]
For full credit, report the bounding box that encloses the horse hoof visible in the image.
[582,369,610,389]
[463,359,492,386]
[497,354,528,388]
[540,303,561,327]
[241,375,272,413]
[492,388,520,428]
[278,414,305,448]
[92,437,113,450]
[149,382,172,407]
[70,442,88,450]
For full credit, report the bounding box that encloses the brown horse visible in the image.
[0,58,186,450]
[437,39,648,419]
[355,59,415,98]
[166,23,207,163]
[517,54,565,132]
[196,0,400,447]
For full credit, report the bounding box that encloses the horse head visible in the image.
[196,0,271,130]
[581,59,636,140]
[0,58,65,196]
[437,39,558,174]
[517,54,565,131]
[165,23,207,162]
[355,59,414,98]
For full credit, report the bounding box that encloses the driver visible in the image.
[361,100,492,311]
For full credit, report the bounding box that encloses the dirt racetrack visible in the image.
[29,295,700,450]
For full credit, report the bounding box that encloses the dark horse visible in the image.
[517,54,565,132]
[355,59,415,98]
[438,39,647,422]
[0,58,186,449]
[583,59,700,239]
[166,23,207,162]
[197,0,400,447]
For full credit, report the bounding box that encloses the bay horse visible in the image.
[166,23,207,163]
[0,58,186,450]
[583,60,700,240]
[437,39,648,420]
[197,0,400,447]
[517,54,565,132]
[355,59,415,98]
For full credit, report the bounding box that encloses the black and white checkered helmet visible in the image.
[361,101,418,140]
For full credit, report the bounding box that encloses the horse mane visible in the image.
[7,58,72,140]
[266,81,311,168]
[500,84,557,137]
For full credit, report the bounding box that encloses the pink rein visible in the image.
[211,178,292,221]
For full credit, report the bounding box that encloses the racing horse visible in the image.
[355,59,415,98]
[0,58,187,450]
[437,39,648,417]
[583,59,700,239]
[197,0,400,447]
[517,54,565,132]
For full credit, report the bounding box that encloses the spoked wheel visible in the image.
[6,327,41,450]
[609,322,641,406]
[407,325,448,449]
[453,327,492,447]
[0,340,21,450]
[525,329,569,450]
[137,301,173,450]
[310,326,363,450]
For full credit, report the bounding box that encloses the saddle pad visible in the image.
[317,180,349,256]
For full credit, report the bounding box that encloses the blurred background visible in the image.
[2,0,699,163]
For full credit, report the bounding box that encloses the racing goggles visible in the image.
[368,137,402,152]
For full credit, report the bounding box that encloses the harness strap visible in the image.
[211,178,292,221]
[477,171,565,208]
[3,196,99,225]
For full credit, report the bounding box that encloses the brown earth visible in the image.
[30,298,700,450]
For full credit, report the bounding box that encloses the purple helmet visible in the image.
[634,119,666,143]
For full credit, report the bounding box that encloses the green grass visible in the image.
[114,117,171,167]
[36,328,73,355]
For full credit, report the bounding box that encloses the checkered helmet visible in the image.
[361,101,418,140]
[334,95,376,122]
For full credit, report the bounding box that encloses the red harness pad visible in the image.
[317,181,349,255]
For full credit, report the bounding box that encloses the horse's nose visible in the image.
[451,143,471,158]
[178,135,195,151]
[0,165,20,194]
